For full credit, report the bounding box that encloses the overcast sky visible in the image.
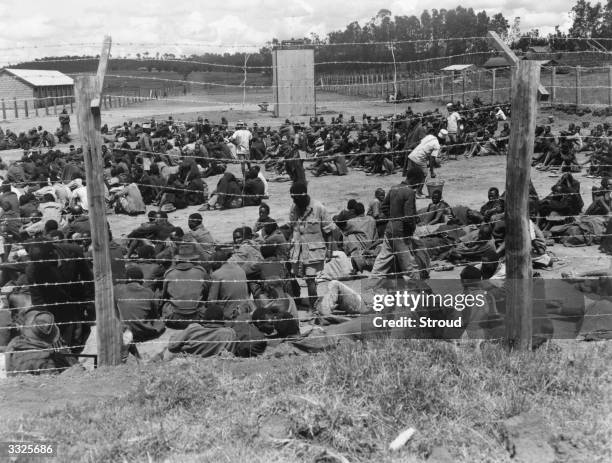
[0,0,574,65]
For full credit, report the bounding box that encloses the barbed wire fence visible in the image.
[0,34,611,375]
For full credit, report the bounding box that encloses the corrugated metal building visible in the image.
[0,68,74,110]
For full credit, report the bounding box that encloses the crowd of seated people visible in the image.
[2,103,612,374]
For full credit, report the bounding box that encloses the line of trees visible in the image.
[14,2,612,79]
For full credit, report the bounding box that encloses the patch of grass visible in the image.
[0,341,610,462]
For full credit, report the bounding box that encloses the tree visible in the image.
[490,13,510,38]
[569,0,603,37]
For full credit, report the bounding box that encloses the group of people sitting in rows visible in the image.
[1,104,611,374]
[0,108,72,151]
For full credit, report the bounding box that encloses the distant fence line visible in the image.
[318,65,612,108]
[0,85,184,122]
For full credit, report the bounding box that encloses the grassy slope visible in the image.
[1,339,610,462]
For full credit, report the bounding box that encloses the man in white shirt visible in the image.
[495,107,507,121]
[406,130,446,198]
[446,103,462,157]
[446,103,461,142]
[230,121,253,177]
[69,178,89,211]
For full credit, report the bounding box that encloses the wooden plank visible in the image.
[505,60,540,351]
[74,36,121,367]
[487,31,519,66]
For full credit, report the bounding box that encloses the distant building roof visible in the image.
[527,46,551,53]
[1,68,73,87]
[440,64,475,72]
[521,58,559,66]
[482,56,512,68]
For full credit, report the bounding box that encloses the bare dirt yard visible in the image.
[0,89,610,462]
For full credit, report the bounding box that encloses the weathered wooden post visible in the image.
[576,65,581,107]
[74,36,122,366]
[489,30,539,350]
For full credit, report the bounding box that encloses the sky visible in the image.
[0,0,575,65]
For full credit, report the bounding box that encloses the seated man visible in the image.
[184,213,216,268]
[204,172,243,210]
[208,249,252,320]
[114,266,166,342]
[418,190,452,226]
[333,199,358,232]
[160,243,210,329]
[538,173,584,220]
[6,310,75,375]
[480,187,504,223]
[585,177,612,215]
[126,245,165,293]
[316,279,370,316]
[367,188,388,238]
[449,224,496,263]
[126,211,175,257]
[253,203,275,236]
[167,305,238,358]
[112,182,146,216]
[342,202,378,257]
[228,226,264,279]
[242,167,266,207]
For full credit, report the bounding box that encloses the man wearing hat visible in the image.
[406,129,446,198]
[6,310,75,375]
[161,242,210,329]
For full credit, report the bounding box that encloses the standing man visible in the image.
[446,103,461,156]
[231,121,252,178]
[289,181,335,311]
[59,108,71,134]
[371,168,427,279]
[406,129,447,198]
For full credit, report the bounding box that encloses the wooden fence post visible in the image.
[1,99,6,120]
[505,60,539,350]
[491,69,496,104]
[13,97,18,118]
[608,65,612,107]
[74,36,122,366]
[576,66,581,107]
[24,100,28,118]
[551,67,556,104]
